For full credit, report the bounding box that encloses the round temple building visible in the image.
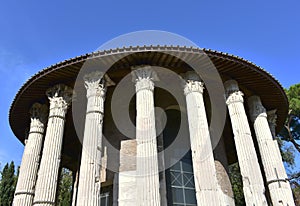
[10,45,295,206]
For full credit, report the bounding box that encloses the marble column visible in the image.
[132,66,161,206]
[224,80,267,206]
[13,103,48,206]
[100,145,108,183]
[71,170,79,206]
[76,71,106,206]
[248,96,295,206]
[183,72,221,205]
[33,84,73,206]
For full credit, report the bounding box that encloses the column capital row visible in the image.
[27,84,73,125]
[30,71,115,121]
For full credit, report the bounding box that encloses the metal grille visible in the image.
[166,152,197,206]
[100,192,109,206]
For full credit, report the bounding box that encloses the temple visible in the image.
[10,46,295,205]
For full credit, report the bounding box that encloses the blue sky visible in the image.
[0,1,299,171]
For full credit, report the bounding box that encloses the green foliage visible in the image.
[277,137,295,167]
[278,83,300,164]
[57,168,73,206]
[229,163,245,206]
[279,84,300,149]
[286,84,300,116]
[293,184,300,206]
[227,84,300,205]
[280,83,300,202]
[0,161,17,206]
[280,116,300,143]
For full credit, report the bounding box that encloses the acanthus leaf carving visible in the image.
[131,65,158,92]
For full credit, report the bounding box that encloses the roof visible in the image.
[9,45,288,143]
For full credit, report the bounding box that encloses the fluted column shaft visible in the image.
[132,66,161,206]
[224,80,267,206]
[33,84,73,206]
[248,96,295,206]
[13,103,48,206]
[76,72,106,206]
[183,72,221,205]
[71,170,79,206]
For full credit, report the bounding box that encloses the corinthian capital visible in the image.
[224,80,244,105]
[182,71,204,95]
[226,91,244,105]
[84,71,106,98]
[132,65,158,81]
[131,65,158,92]
[30,103,48,124]
[248,96,267,122]
[46,84,73,111]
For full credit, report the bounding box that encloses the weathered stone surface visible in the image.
[183,72,221,205]
[215,161,235,206]
[119,139,137,172]
[132,66,161,206]
[224,80,267,206]
[117,139,137,206]
[13,103,48,206]
[76,71,106,206]
[16,75,291,206]
[248,96,295,206]
[213,137,235,206]
[33,84,73,206]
